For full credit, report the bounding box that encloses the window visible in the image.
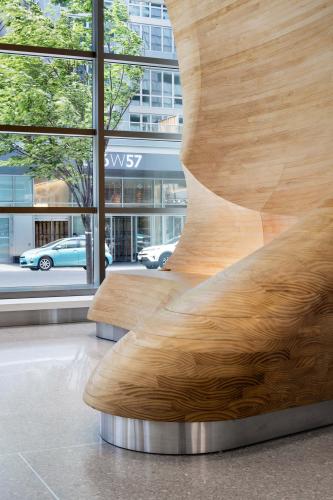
[128,68,182,109]
[0,135,93,208]
[0,1,186,294]
[0,1,93,50]
[65,239,81,249]
[128,1,169,20]
[0,54,93,129]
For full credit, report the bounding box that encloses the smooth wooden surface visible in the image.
[88,269,208,331]
[84,0,333,424]
[166,169,295,274]
[84,209,333,421]
[166,0,333,216]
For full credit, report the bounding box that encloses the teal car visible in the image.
[20,236,113,271]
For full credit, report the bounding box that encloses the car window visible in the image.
[42,239,63,249]
[167,237,179,244]
[65,239,80,249]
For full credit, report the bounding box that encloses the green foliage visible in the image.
[0,0,143,210]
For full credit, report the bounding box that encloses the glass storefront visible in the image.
[0,217,10,263]
[106,214,186,262]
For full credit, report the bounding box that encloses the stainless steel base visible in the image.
[96,322,129,342]
[0,307,89,327]
[100,400,333,454]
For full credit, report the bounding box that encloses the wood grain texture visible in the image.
[84,209,333,421]
[166,0,333,216]
[84,0,333,423]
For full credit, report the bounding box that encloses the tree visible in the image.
[0,0,143,283]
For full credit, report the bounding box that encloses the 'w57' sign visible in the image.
[105,154,143,169]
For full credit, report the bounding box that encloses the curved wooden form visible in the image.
[84,0,333,430]
[85,209,333,421]
[167,0,333,216]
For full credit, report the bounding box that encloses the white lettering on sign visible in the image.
[106,154,143,169]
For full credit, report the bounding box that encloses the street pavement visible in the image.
[0,262,145,288]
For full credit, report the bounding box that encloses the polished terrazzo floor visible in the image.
[0,323,332,500]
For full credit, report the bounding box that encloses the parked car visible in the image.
[137,236,179,269]
[20,236,113,271]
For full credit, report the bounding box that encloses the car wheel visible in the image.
[83,266,87,270]
[105,258,109,269]
[145,264,156,269]
[38,256,53,271]
[158,252,172,269]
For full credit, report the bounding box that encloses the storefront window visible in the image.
[0,176,12,205]
[163,180,187,207]
[0,217,10,263]
[105,178,122,206]
[0,135,93,208]
[0,175,33,207]
[123,179,154,206]
[105,214,186,263]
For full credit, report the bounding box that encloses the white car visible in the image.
[138,237,179,269]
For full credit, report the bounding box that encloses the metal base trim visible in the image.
[0,307,89,327]
[96,322,129,342]
[100,400,333,454]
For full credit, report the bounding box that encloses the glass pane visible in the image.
[105,137,186,208]
[0,176,12,204]
[105,63,183,133]
[104,137,186,264]
[163,180,187,207]
[104,1,176,59]
[123,179,154,206]
[105,214,185,267]
[14,176,33,205]
[0,0,92,50]
[0,217,10,263]
[163,72,173,95]
[151,26,162,51]
[105,178,122,206]
[0,54,93,128]
[0,134,93,207]
[0,213,99,289]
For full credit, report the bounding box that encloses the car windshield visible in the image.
[41,239,64,249]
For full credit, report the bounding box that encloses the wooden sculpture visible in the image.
[84,0,333,451]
